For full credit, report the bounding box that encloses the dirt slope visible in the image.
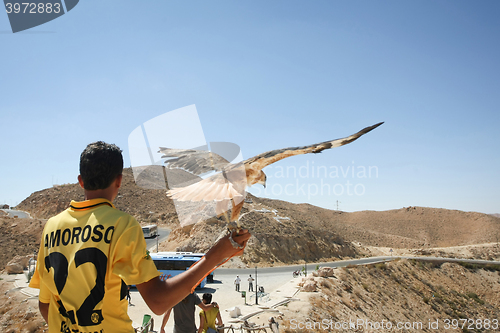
[253,199,500,249]
[279,259,500,333]
[16,167,188,226]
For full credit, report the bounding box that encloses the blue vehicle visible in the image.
[150,252,214,288]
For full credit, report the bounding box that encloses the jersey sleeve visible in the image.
[38,279,52,303]
[28,241,53,303]
[111,223,159,285]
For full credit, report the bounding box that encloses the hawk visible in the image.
[159,122,383,229]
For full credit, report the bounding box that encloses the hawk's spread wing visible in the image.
[166,165,247,217]
[159,148,230,175]
[162,122,383,222]
[159,147,246,209]
[244,122,384,170]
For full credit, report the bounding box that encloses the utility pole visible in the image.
[255,266,258,305]
[156,226,159,252]
[336,200,341,211]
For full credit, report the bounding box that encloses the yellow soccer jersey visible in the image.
[29,198,160,333]
[200,307,220,333]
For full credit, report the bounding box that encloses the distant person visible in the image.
[29,141,251,333]
[234,275,241,292]
[126,285,132,305]
[198,293,223,333]
[248,274,254,292]
[160,292,216,333]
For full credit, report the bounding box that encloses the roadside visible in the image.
[126,268,300,332]
[9,255,500,332]
[9,266,302,332]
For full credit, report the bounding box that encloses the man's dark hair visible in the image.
[202,293,212,303]
[79,141,123,190]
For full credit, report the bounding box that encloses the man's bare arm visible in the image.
[160,308,172,333]
[197,301,215,311]
[39,301,49,323]
[137,230,250,315]
[216,311,223,327]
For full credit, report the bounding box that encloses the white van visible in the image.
[142,224,158,238]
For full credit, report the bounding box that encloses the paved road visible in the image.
[213,255,500,294]
[0,209,31,219]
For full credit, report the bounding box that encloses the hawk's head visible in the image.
[256,171,267,188]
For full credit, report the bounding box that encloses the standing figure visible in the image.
[126,285,132,305]
[248,274,254,292]
[234,275,241,292]
[160,292,216,333]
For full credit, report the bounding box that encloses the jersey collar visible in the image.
[69,198,115,211]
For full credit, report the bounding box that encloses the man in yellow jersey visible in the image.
[29,141,251,333]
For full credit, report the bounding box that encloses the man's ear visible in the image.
[78,175,85,189]
[115,174,123,188]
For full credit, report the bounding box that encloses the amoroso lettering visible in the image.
[45,225,114,249]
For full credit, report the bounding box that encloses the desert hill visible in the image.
[14,166,500,267]
[254,199,500,248]
[14,167,356,267]
[16,167,360,266]
[16,167,191,225]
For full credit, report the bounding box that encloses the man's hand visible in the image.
[206,229,251,264]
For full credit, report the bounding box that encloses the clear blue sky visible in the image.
[1,1,499,214]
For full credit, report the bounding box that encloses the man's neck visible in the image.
[84,188,115,202]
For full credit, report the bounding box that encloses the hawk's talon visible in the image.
[228,230,244,249]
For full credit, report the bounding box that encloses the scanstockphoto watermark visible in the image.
[251,161,379,199]
[290,318,425,331]
[289,318,500,331]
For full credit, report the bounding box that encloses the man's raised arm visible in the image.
[137,229,250,315]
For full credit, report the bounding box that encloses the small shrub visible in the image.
[466,292,484,305]
[390,272,400,283]
[320,279,333,289]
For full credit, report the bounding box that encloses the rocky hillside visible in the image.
[269,203,500,248]
[279,259,500,333]
[16,167,187,226]
[159,198,358,267]
[0,216,44,269]
[14,166,500,267]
